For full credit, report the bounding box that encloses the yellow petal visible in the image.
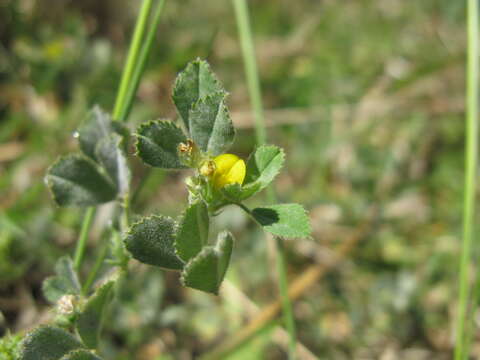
[213,154,246,189]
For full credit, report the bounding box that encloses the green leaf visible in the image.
[135,120,188,169]
[76,281,114,349]
[95,134,130,197]
[46,154,117,207]
[175,200,209,262]
[78,106,128,161]
[124,216,183,270]
[221,183,259,202]
[60,350,102,360]
[19,326,84,360]
[251,204,312,238]
[189,92,235,155]
[172,58,225,131]
[0,332,22,359]
[181,231,233,295]
[42,256,81,303]
[245,145,284,187]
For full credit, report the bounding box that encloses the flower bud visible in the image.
[178,140,199,166]
[199,160,216,177]
[57,294,76,315]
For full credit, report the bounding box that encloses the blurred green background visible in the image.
[0,0,467,359]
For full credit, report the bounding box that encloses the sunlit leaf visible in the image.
[189,92,234,156]
[252,204,311,238]
[172,58,225,131]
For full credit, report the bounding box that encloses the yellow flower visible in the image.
[212,154,246,189]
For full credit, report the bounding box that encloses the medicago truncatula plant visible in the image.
[127,59,312,293]
[18,59,311,360]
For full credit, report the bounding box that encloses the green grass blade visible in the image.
[232,0,297,358]
[455,0,479,359]
[113,0,155,121]
[119,0,166,123]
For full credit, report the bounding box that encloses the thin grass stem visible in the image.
[455,0,479,359]
[74,0,163,275]
[119,0,166,123]
[232,0,297,358]
[113,0,155,121]
[232,0,267,146]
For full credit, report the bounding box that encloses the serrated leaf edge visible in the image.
[188,91,234,155]
[179,230,233,295]
[172,58,225,123]
[245,144,285,186]
[59,349,101,360]
[255,203,313,239]
[45,153,117,207]
[124,214,185,270]
[133,119,188,169]
[19,325,84,358]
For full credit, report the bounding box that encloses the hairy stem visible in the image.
[82,240,109,295]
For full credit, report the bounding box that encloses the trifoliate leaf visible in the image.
[45,154,117,207]
[19,326,84,360]
[60,350,102,360]
[42,256,81,303]
[78,106,128,161]
[172,58,225,131]
[135,120,188,169]
[124,216,183,270]
[175,200,209,262]
[76,281,114,349]
[189,92,235,156]
[95,133,130,197]
[251,204,311,238]
[181,231,233,294]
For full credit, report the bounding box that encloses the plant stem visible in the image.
[82,240,109,295]
[113,0,155,121]
[455,1,479,359]
[119,0,166,123]
[73,207,96,272]
[233,0,297,358]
